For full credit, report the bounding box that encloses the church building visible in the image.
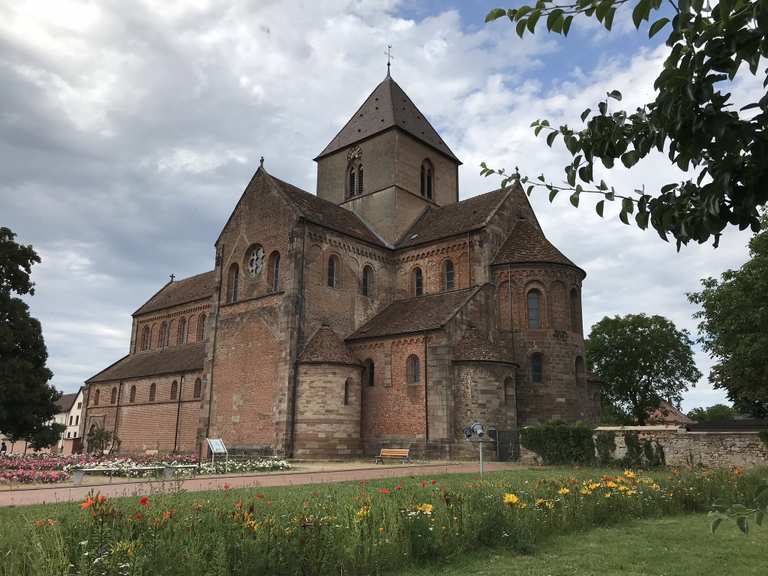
[83,73,600,459]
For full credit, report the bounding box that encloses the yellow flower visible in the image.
[604,492,613,498]
[355,505,370,521]
[588,482,601,491]
[604,481,618,489]
[503,493,520,506]
[414,503,433,515]
[580,488,592,496]
[617,485,629,493]
[623,469,637,479]
[558,487,570,496]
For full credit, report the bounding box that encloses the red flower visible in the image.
[431,480,437,485]
[96,494,107,504]
[421,481,427,488]
[133,513,143,522]
[255,493,265,500]
[80,497,94,510]
[139,496,150,507]
[223,483,231,490]
[378,488,390,495]
[395,485,402,491]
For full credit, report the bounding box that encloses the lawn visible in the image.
[402,514,768,576]
[0,466,765,575]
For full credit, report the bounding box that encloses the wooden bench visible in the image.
[374,448,411,464]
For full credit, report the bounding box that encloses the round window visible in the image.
[246,245,265,278]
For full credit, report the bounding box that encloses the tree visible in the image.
[87,425,119,454]
[688,217,768,417]
[687,403,737,422]
[483,1,768,248]
[586,313,701,424]
[0,227,58,442]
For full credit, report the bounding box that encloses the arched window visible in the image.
[412,267,424,296]
[158,321,168,348]
[246,245,265,278]
[110,387,117,405]
[442,259,455,291]
[227,263,239,304]
[527,289,542,329]
[348,166,357,197]
[149,383,156,402]
[570,288,580,333]
[193,378,202,399]
[343,378,352,406]
[575,356,586,385]
[327,255,339,288]
[93,389,100,406]
[530,353,543,384]
[357,165,364,196]
[197,313,207,342]
[362,265,374,297]
[129,385,136,403]
[268,251,281,292]
[420,159,434,199]
[363,359,375,387]
[177,317,187,345]
[406,354,421,384]
[504,376,514,405]
[170,380,178,400]
[141,326,150,351]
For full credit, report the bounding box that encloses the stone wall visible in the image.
[595,426,768,468]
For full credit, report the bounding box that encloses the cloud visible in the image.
[1,1,754,412]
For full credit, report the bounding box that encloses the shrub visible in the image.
[520,423,595,465]
[595,431,617,465]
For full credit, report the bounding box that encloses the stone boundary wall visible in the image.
[595,426,768,468]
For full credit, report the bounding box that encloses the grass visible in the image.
[402,514,768,576]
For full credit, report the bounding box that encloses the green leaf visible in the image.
[527,10,541,32]
[547,131,559,147]
[549,188,559,202]
[622,198,635,214]
[607,90,622,101]
[737,516,749,535]
[648,17,669,38]
[580,108,591,122]
[570,191,580,208]
[621,150,638,168]
[485,8,507,22]
[562,15,573,35]
[598,101,607,115]
[710,516,724,534]
[619,209,629,225]
[604,7,616,30]
[516,19,527,38]
[596,200,605,217]
[635,210,649,229]
[632,0,650,28]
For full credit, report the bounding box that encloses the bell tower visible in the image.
[315,74,461,245]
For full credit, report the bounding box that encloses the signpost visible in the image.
[206,438,228,473]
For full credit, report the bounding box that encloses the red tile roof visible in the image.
[299,324,358,365]
[86,343,206,383]
[133,271,215,316]
[55,392,78,413]
[492,220,583,275]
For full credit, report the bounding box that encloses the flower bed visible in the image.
[2,467,764,575]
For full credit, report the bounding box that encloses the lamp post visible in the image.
[463,421,486,479]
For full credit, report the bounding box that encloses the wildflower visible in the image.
[378,527,385,534]
[223,483,231,490]
[558,487,570,496]
[378,488,390,495]
[604,492,613,498]
[587,482,601,491]
[395,485,402,491]
[355,505,370,520]
[133,513,143,522]
[414,503,433,515]
[604,481,618,489]
[163,510,173,521]
[96,495,107,504]
[502,493,520,506]
[580,488,591,496]
[139,496,150,507]
[623,470,637,480]
[431,480,437,485]
[80,497,95,511]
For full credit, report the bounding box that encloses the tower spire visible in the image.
[385,44,393,76]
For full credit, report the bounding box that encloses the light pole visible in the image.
[463,421,486,479]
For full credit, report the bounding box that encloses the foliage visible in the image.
[587,314,702,424]
[623,431,666,468]
[0,227,58,443]
[483,0,768,248]
[86,425,119,454]
[27,422,65,451]
[709,480,768,535]
[0,467,762,576]
[520,422,595,464]
[595,431,617,465]
[688,217,768,417]
[687,403,737,422]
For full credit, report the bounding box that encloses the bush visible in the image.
[520,423,595,465]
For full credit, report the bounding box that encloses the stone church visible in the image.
[83,73,600,459]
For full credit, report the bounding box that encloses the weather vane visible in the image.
[385,44,394,75]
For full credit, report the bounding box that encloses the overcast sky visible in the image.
[2,0,758,411]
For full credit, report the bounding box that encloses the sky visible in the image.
[1,0,759,411]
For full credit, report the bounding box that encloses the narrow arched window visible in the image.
[362,265,374,297]
[570,288,580,333]
[357,165,364,196]
[193,378,202,399]
[420,159,434,199]
[170,380,178,400]
[227,263,239,304]
[412,267,424,297]
[141,326,150,351]
[177,317,187,345]
[442,259,455,291]
[93,389,100,406]
[406,354,421,384]
[158,321,168,348]
[197,313,206,341]
[348,167,357,198]
[149,383,156,402]
[268,251,281,292]
[531,353,543,384]
[575,356,586,385]
[110,387,117,405]
[327,255,339,288]
[363,359,375,387]
[344,378,352,406]
[129,385,136,403]
[527,289,542,329]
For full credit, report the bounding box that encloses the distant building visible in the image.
[647,400,693,426]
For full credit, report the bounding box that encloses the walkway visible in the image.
[0,461,518,507]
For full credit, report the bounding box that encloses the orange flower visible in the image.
[431,480,437,485]
[163,510,173,521]
[378,488,390,495]
[133,513,143,522]
[96,494,107,504]
[223,483,231,490]
[80,497,95,511]
[139,496,150,507]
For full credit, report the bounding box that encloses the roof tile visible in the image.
[134,271,215,316]
[300,325,358,364]
[86,343,206,383]
[492,220,581,272]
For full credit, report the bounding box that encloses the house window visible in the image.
[327,255,339,288]
[575,356,586,385]
[197,313,207,341]
[77,402,82,409]
[76,415,79,425]
[140,326,151,351]
[442,259,455,291]
[344,378,352,406]
[170,380,178,400]
[227,263,239,304]
[129,385,136,403]
[531,353,543,384]
[412,267,424,296]
[69,416,73,426]
[194,378,202,399]
[149,383,156,402]
[527,289,542,329]
[67,432,71,438]
[268,251,281,292]
[406,354,421,384]
[246,245,265,278]
[93,389,100,406]
[110,387,117,405]
[178,317,187,345]
[362,265,374,297]
[363,359,375,387]
[570,288,580,333]
[420,159,434,199]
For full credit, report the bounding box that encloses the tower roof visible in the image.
[315,75,460,163]
[299,324,358,365]
[492,219,585,277]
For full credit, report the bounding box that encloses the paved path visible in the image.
[0,462,518,507]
